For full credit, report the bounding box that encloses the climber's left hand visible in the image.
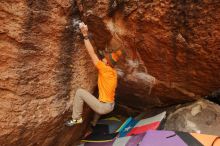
[79,22,88,37]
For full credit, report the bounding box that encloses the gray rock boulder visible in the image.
[164,100,220,136]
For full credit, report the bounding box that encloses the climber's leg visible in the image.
[65,88,114,126]
[91,113,101,126]
[73,88,114,116]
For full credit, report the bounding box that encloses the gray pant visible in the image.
[72,88,115,123]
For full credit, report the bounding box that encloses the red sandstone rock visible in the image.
[0,0,220,145]
[79,0,220,108]
[0,0,96,145]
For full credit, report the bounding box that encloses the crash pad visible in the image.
[127,121,160,136]
[139,130,188,146]
[190,133,220,146]
[81,133,118,143]
[133,111,166,127]
[98,118,122,134]
[79,140,114,146]
[80,132,146,146]
[139,130,220,146]
[104,117,121,122]
[91,124,109,135]
[81,117,122,142]
[120,111,166,137]
[119,118,138,137]
[80,129,219,146]
[113,133,145,146]
[175,131,204,146]
[116,117,132,133]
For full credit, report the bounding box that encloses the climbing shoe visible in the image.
[65,118,83,127]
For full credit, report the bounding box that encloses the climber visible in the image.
[65,22,123,126]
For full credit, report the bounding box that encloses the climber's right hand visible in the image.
[79,22,88,37]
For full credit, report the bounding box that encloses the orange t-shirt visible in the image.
[96,60,117,103]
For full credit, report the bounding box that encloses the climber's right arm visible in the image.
[79,22,99,65]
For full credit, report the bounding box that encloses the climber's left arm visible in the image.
[79,22,99,65]
[83,38,99,65]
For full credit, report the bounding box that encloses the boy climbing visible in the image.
[65,22,123,126]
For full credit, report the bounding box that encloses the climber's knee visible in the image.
[75,88,86,97]
[96,103,114,115]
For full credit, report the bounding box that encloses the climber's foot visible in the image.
[65,117,83,127]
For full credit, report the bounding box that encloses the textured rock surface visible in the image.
[0,0,96,146]
[164,100,220,135]
[78,0,220,108]
[1,0,220,145]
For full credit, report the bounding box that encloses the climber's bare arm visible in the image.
[79,22,99,65]
[83,39,99,65]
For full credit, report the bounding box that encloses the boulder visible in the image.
[78,0,220,108]
[0,0,220,145]
[164,100,220,136]
[0,0,96,145]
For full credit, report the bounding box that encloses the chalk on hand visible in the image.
[72,19,82,28]
[79,22,84,28]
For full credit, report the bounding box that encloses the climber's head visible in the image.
[100,38,125,67]
[103,50,123,67]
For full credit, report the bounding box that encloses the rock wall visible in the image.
[78,0,220,108]
[0,0,96,145]
[0,0,220,145]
